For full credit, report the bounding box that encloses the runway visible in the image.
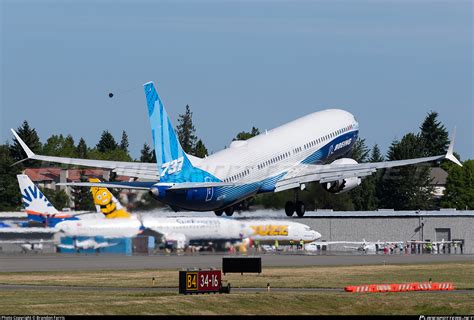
[1,253,472,272]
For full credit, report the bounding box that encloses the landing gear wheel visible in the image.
[295,201,305,217]
[215,210,224,216]
[241,199,250,211]
[285,201,295,217]
[224,206,234,216]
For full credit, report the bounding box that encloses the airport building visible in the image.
[300,209,474,254]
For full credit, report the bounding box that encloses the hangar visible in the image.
[300,209,474,254]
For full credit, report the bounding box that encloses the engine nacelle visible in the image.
[322,158,361,194]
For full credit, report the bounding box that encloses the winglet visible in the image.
[10,128,35,158]
[445,127,462,167]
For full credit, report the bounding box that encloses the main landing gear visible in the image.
[214,206,234,217]
[214,198,252,217]
[285,189,306,217]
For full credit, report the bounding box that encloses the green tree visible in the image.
[88,148,132,162]
[193,139,208,158]
[370,144,384,163]
[176,105,197,153]
[62,135,76,157]
[348,139,376,210]
[76,138,88,159]
[233,127,260,141]
[43,134,76,158]
[370,144,385,210]
[70,172,95,211]
[0,145,21,210]
[349,138,370,163]
[140,143,154,163]
[43,134,65,156]
[96,130,118,153]
[10,121,42,167]
[41,188,70,210]
[119,130,129,153]
[441,160,474,210]
[420,111,449,156]
[379,133,435,210]
[312,183,355,211]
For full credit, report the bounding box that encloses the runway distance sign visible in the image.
[179,270,222,294]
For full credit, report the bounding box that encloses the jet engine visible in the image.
[322,158,361,194]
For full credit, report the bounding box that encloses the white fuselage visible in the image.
[142,216,321,245]
[194,109,358,183]
[55,218,142,238]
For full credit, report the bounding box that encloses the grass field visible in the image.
[0,262,472,315]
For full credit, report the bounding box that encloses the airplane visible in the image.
[20,239,45,253]
[58,238,119,251]
[142,216,321,250]
[11,81,463,217]
[0,239,53,253]
[17,174,143,238]
[304,239,402,253]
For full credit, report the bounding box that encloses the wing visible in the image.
[309,241,365,245]
[57,244,75,249]
[11,129,160,180]
[275,128,462,192]
[343,246,361,250]
[57,181,236,190]
[99,242,119,248]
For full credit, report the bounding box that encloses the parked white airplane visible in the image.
[142,217,321,249]
[58,238,119,250]
[20,239,45,253]
[54,219,142,238]
[305,239,402,253]
[0,239,54,253]
[11,81,462,217]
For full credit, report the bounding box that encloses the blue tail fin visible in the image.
[143,81,220,183]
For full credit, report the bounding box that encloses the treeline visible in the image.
[0,106,473,211]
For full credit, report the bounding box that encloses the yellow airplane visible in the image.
[89,178,131,219]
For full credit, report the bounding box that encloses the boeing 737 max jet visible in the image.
[11,81,462,217]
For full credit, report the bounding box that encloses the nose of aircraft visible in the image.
[311,230,322,240]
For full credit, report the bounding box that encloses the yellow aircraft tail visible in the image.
[89,178,131,219]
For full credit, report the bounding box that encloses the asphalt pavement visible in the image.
[0,253,472,272]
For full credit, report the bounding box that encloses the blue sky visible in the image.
[1,0,472,160]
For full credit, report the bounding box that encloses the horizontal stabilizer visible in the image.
[57,181,155,190]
